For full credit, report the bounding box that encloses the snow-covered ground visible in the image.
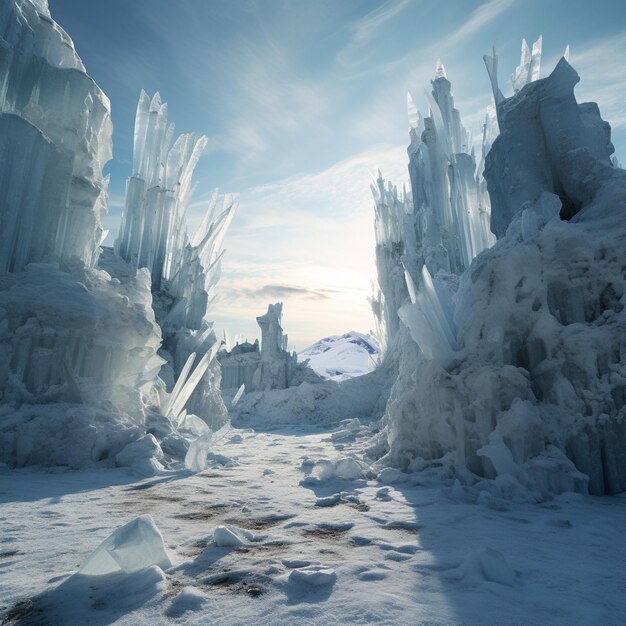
[298,331,379,381]
[2,422,625,625]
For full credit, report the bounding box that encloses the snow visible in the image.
[298,331,380,381]
[1,424,625,625]
[231,370,387,428]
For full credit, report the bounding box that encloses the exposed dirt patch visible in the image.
[255,541,290,552]
[137,494,185,504]
[0,550,19,559]
[174,504,231,521]
[201,571,267,598]
[223,514,293,531]
[302,528,349,540]
[1,597,42,626]
[348,502,370,512]
[384,521,420,535]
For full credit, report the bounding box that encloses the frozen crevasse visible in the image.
[378,43,626,496]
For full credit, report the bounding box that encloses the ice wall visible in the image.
[380,41,626,496]
[0,1,166,468]
[0,254,165,468]
[485,56,615,237]
[0,0,112,272]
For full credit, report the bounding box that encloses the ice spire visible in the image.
[511,35,542,92]
[407,92,420,130]
[434,59,447,79]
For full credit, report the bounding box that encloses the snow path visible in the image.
[1,426,626,625]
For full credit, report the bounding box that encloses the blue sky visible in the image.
[50,0,626,348]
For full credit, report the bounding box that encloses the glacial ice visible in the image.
[0,0,111,273]
[376,41,626,496]
[372,62,494,357]
[114,89,236,434]
[0,1,234,469]
[80,514,172,576]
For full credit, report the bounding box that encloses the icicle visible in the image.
[231,384,245,407]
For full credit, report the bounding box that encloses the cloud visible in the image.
[443,0,516,48]
[566,34,626,130]
[237,284,336,301]
[337,0,412,66]
[203,143,408,347]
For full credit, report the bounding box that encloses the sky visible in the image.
[49,0,626,349]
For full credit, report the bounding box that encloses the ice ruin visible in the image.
[373,38,626,496]
[219,302,299,393]
[0,0,234,470]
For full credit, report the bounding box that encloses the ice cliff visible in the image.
[375,40,626,496]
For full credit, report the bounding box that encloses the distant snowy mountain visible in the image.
[298,331,379,382]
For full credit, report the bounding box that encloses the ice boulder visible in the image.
[213,524,255,547]
[80,515,172,576]
[288,565,337,587]
[115,434,163,476]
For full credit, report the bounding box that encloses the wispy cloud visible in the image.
[566,33,626,130]
[337,0,412,66]
[234,284,336,301]
[444,0,516,48]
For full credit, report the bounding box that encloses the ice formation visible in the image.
[0,1,234,469]
[253,303,298,391]
[376,41,626,496]
[371,66,495,357]
[219,303,301,393]
[115,90,237,432]
[0,0,111,274]
[0,1,169,467]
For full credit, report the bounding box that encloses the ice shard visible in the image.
[116,90,237,432]
[370,174,412,356]
[373,60,495,359]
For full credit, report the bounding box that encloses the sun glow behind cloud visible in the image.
[205,144,408,350]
